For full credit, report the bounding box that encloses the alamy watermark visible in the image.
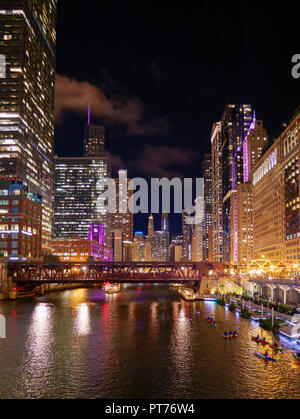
[97,172,204,225]
[0,54,6,79]
[0,314,5,339]
[291,54,300,79]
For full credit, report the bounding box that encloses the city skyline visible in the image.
[1,0,300,403]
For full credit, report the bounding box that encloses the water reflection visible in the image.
[74,303,90,336]
[0,285,299,399]
[19,303,54,397]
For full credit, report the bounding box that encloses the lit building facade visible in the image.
[253,106,300,264]
[221,104,254,262]
[84,123,106,158]
[151,231,168,262]
[51,237,113,262]
[106,170,133,260]
[236,183,253,263]
[202,154,212,260]
[132,232,145,262]
[0,180,42,261]
[211,122,223,261]
[243,119,268,182]
[182,210,193,260]
[0,0,56,252]
[232,118,268,264]
[191,196,204,261]
[54,157,109,240]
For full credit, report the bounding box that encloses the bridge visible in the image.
[8,261,232,286]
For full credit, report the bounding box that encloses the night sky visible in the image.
[54,1,300,235]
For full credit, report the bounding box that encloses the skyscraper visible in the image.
[221,104,254,261]
[243,119,268,183]
[211,122,223,262]
[84,122,106,158]
[161,213,169,232]
[148,214,154,239]
[54,156,109,240]
[202,154,212,260]
[233,118,268,264]
[182,210,193,260]
[0,0,57,253]
[151,230,168,262]
[253,106,300,264]
[106,170,133,261]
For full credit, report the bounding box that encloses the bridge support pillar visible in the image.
[269,285,276,303]
[0,263,12,300]
[280,285,289,305]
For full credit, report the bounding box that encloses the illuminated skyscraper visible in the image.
[243,119,268,182]
[211,122,223,262]
[0,0,57,252]
[106,170,133,261]
[233,118,268,264]
[148,214,154,239]
[182,210,193,260]
[253,106,300,264]
[161,213,169,232]
[132,232,144,261]
[221,103,254,261]
[54,157,109,240]
[151,230,168,262]
[202,154,212,260]
[84,122,106,158]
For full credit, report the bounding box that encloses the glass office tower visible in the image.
[0,0,57,252]
[221,104,254,262]
[54,157,109,240]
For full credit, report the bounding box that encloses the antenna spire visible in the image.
[88,103,91,126]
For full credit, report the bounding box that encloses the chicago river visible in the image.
[0,285,300,399]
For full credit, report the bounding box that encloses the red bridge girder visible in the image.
[8,261,233,285]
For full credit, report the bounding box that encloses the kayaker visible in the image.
[224,331,228,337]
[265,350,269,357]
[212,322,216,327]
[256,334,260,340]
[229,330,233,336]
[233,329,238,335]
[262,337,266,342]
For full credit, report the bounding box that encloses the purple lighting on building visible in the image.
[88,223,105,246]
[88,103,91,126]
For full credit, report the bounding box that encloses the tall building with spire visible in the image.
[83,106,106,158]
[0,0,57,256]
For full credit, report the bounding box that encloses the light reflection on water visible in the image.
[0,285,299,399]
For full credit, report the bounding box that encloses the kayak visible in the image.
[269,344,282,351]
[293,353,300,361]
[223,335,230,338]
[206,319,214,323]
[251,337,270,344]
[255,351,277,362]
[233,333,238,337]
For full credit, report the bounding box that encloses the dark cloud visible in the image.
[55,74,170,137]
[107,145,199,179]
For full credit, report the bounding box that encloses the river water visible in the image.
[0,284,299,399]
